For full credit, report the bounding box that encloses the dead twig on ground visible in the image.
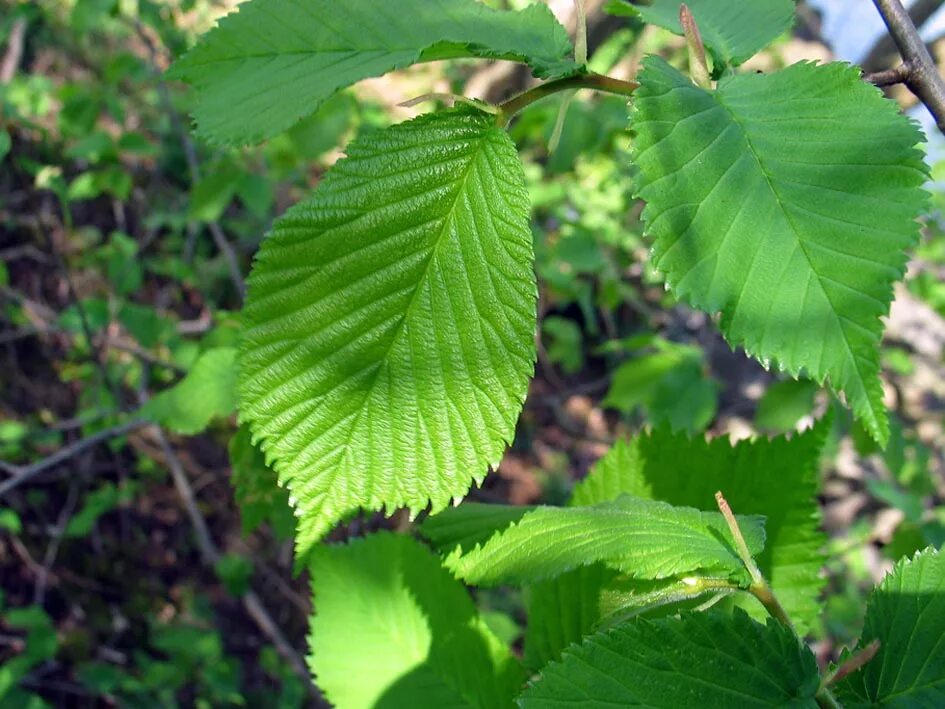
[144,422,321,702]
[0,17,26,84]
[0,420,147,498]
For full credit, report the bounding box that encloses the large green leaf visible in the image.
[170,0,578,145]
[519,609,820,707]
[141,347,237,434]
[571,424,827,633]
[836,547,945,706]
[440,495,765,586]
[633,58,927,445]
[309,532,524,708]
[627,0,795,66]
[240,110,536,559]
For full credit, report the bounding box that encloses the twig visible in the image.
[863,0,944,71]
[680,4,711,89]
[107,338,187,374]
[0,17,26,84]
[42,200,124,408]
[823,640,881,687]
[872,0,945,134]
[0,420,147,498]
[34,477,81,605]
[865,63,912,86]
[714,491,763,584]
[495,72,639,126]
[145,420,319,700]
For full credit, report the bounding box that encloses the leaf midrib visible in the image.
[331,126,495,489]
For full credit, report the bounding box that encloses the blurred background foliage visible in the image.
[0,0,943,705]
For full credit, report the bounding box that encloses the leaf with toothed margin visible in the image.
[309,532,524,709]
[437,495,766,587]
[836,546,945,706]
[168,0,579,145]
[239,109,536,561]
[571,423,828,635]
[623,0,796,66]
[519,609,821,707]
[633,57,928,446]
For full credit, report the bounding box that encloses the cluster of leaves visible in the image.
[174,0,927,542]
[161,0,945,703]
[308,428,943,706]
[4,0,945,704]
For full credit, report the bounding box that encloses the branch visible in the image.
[872,0,945,134]
[865,63,912,86]
[145,423,321,701]
[863,0,945,71]
[715,491,796,633]
[0,17,26,84]
[0,420,148,498]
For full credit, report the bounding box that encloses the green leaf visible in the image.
[214,553,253,596]
[523,564,616,671]
[633,58,928,445]
[309,532,524,709]
[240,110,536,559]
[519,609,820,707]
[421,503,530,555]
[0,509,22,534]
[836,546,945,707]
[603,340,717,433]
[0,129,12,163]
[0,606,58,699]
[627,0,795,66]
[64,482,134,538]
[755,379,820,433]
[142,347,238,434]
[189,167,241,222]
[571,424,827,633]
[169,0,577,145]
[227,425,295,540]
[541,316,584,374]
[440,495,765,586]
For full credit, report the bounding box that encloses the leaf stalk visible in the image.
[495,73,639,126]
[715,491,796,633]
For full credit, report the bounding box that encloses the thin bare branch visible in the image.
[0,420,148,498]
[865,63,913,86]
[146,423,321,701]
[872,0,945,134]
[863,0,945,71]
[0,17,26,84]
